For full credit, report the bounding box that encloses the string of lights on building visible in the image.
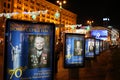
[0,10,48,19]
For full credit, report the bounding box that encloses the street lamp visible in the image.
[57,0,66,8]
[87,20,94,26]
[56,0,66,40]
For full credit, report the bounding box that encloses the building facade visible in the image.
[0,0,77,25]
[0,0,77,41]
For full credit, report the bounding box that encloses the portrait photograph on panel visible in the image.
[64,33,85,68]
[74,40,83,56]
[28,35,50,69]
[4,19,55,80]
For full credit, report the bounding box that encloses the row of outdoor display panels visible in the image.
[3,19,109,80]
[64,33,109,68]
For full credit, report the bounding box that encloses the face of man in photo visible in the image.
[34,37,45,51]
[76,41,80,48]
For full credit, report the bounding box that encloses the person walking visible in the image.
[55,38,63,74]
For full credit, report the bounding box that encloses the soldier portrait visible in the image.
[28,35,50,69]
[74,40,82,56]
[89,41,94,53]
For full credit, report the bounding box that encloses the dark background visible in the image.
[46,0,120,29]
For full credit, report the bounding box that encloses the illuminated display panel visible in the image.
[85,38,95,59]
[103,41,106,51]
[4,19,55,80]
[91,30,108,40]
[95,39,100,55]
[106,41,110,49]
[103,41,109,50]
[64,33,85,68]
[99,40,103,53]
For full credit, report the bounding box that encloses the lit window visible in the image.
[4,9,6,13]
[8,4,10,8]
[4,2,6,7]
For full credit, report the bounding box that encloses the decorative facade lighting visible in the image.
[0,10,48,19]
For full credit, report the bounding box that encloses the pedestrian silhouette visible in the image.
[55,38,63,73]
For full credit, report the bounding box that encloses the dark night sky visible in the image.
[46,0,120,29]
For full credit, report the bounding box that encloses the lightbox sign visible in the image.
[99,40,103,52]
[95,39,100,55]
[85,38,95,59]
[103,41,106,51]
[64,33,85,68]
[103,18,110,21]
[91,30,108,40]
[4,19,55,80]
